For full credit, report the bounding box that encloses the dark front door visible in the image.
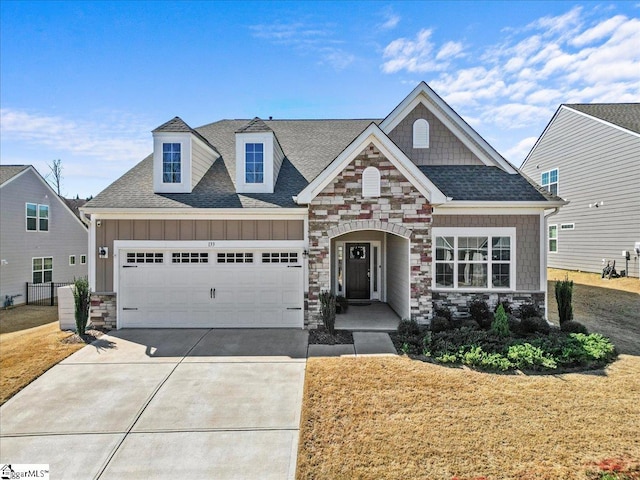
[346,243,370,299]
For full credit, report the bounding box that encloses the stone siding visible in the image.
[90,293,117,330]
[387,102,484,166]
[433,291,546,318]
[307,142,433,327]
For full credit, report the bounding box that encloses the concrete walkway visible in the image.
[307,331,397,358]
[0,329,308,480]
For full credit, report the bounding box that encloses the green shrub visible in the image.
[491,304,510,337]
[433,306,453,322]
[430,316,451,333]
[555,275,574,325]
[469,298,493,329]
[319,291,336,335]
[494,300,513,315]
[519,302,540,320]
[561,320,589,334]
[520,316,550,335]
[507,314,521,333]
[461,319,481,330]
[73,277,91,336]
[397,319,421,336]
[506,343,557,370]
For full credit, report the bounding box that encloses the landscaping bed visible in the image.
[308,326,353,345]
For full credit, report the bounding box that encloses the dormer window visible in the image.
[413,119,429,148]
[162,143,181,183]
[245,143,264,184]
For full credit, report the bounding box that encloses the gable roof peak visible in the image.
[152,116,193,133]
[236,117,273,133]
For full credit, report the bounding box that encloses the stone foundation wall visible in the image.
[308,142,433,328]
[432,291,546,318]
[90,293,117,330]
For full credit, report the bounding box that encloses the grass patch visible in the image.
[0,305,59,334]
[0,322,84,405]
[297,355,640,479]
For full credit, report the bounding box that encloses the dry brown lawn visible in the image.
[0,307,84,405]
[298,270,640,479]
[297,355,640,480]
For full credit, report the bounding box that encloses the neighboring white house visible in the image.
[521,103,640,279]
[0,165,88,305]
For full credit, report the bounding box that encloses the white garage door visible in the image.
[118,249,303,328]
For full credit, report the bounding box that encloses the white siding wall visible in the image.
[522,107,640,278]
[386,233,410,319]
[0,169,88,304]
[191,136,216,189]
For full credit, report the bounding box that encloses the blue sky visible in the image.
[1,1,638,198]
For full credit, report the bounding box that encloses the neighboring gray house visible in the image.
[521,104,640,279]
[82,82,564,330]
[0,165,88,305]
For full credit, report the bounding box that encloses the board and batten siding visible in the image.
[0,169,88,304]
[94,219,304,292]
[387,102,484,167]
[431,214,541,291]
[386,233,410,319]
[522,107,640,278]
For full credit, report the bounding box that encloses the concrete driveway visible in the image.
[0,328,308,479]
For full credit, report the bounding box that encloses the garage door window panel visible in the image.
[172,252,209,263]
[262,252,299,263]
[217,252,254,263]
[127,252,164,264]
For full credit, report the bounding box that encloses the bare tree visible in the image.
[46,159,63,195]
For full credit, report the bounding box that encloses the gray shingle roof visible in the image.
[565,104,640,134]
[236,117,273,133]
[420,165,551,202]
[0,165,29,186]
[87,119,557,209]
[152,116,193,133]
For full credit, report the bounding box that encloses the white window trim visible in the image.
[412,118,430,149]
[541,168,559,196]
[334,240,382,300]
[26,203,49,232]
[153,133,192,194]
[432,227,517,291]
[235,132,276,194]
[32,256,53,284]
[161,142,182,184]
[69,255,76,266]
[548,224,558,253]
[80,254,87,265]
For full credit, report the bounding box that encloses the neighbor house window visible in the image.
[433,229,515,290]
[561,223,574,230]
[162,143,181,183]
[80,254,87,265]
[26,203,49,231]
[245,143,264,183]
[548,225,558,253]
[541,168,558,195]
[33,257,53,284]
[413,119,429,148]
[69,255,76,266]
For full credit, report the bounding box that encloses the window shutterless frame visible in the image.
[26,203,48,231]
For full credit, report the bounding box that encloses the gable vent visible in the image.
[362,166,381,197]
[413,118,430,148]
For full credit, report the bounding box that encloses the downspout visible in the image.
[542,207,561,321]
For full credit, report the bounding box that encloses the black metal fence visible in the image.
[25,282,74,306]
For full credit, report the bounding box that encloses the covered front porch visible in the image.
[335,301,401,331]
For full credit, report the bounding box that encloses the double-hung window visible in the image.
[33,257,53,284]
[541,169,558,195]
[548,225,558,253]
[162,143,181,183]
[26,203,49,231]
[433,228,515,290]
[245,143,264,184]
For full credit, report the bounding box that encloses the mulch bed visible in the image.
[308,327,353,345]
[60,327,109,344]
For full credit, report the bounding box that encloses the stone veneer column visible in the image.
[307,143,433,327]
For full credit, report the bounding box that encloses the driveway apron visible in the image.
[0,328,308,480]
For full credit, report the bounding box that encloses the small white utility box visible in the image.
[58,285,76,331]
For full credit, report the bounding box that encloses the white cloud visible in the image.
[0,108,151,163]
[320,48,356,70]
[381,29,441,73]
[570,14,627,46]
[505,136,538,166]
[436,41,464,61]
[380,12,400,30]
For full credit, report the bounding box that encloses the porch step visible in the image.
[352,332,397,356]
